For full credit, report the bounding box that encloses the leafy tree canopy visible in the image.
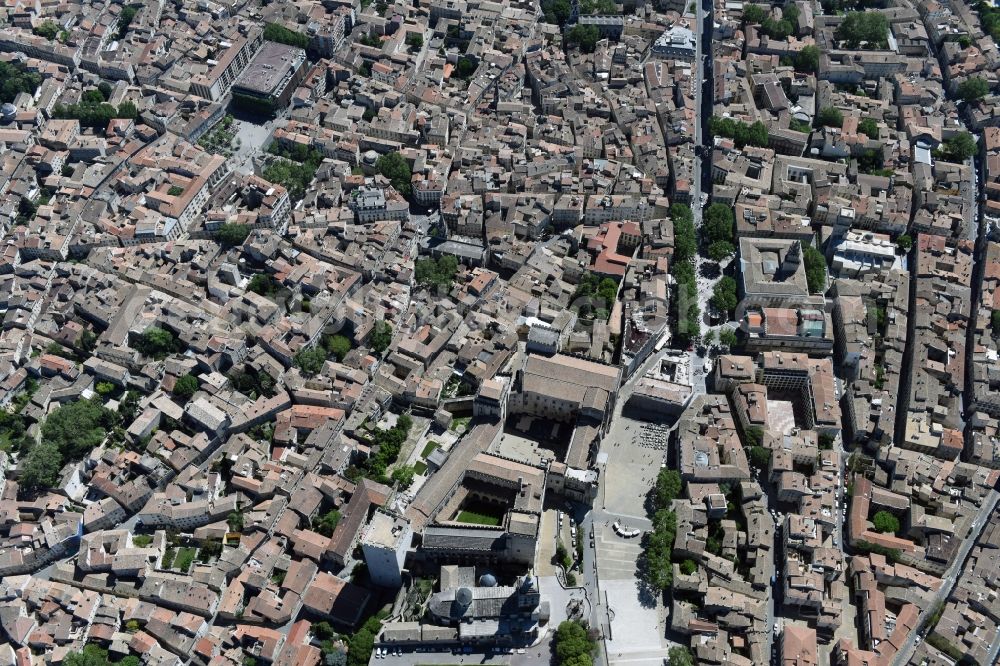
[958,77,989,102]
[873,510,900,534]
[0,60,43,104]
[370,321,393,354]
[567,24,600,53]
[710,276,738,314]
[816,106,844,128]
[216,223,250,247]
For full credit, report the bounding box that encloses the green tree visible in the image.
[134,326,181,359]
[749,445,771,469]
[872,510,900,534]
[173,374,199,400]
[248,273,277,296]
[0,61,43,104]
[745,425,764,446]
[295,347,327,375]
[389,465,415,490]
[98,81,113,100]
[455,56,477,78]
[655,469,683,509]
[895,233,913,253]
[95,381,117,396]
[33,20,60,40]
[117,100,138,119]
[670,204,697,261]
[709,117,769,148]
[64,645,111,666]
[703,204,734,243]
[314,510,342,536]
[803,244,827,294]
[680,559,697,575]
[708,240,736,261]
[858,117,879,139]
[567,24,600,53]
[835,11,889,48]
[415,255,459,289]
[554,621,597,666]
[710,276,738,314]
[391,465,415,488]
[795,45,820,73]
[944,132,977,161]
[313,621,335,639]
[720,328,738,349]
[82,89,105,104]
[263,22,309,48]
[262,151,321,199]
[406,33,423,48]
[227,511,244,532]
[216,223,250,246]
[324,334,352,361]
[20,440,63,490]
[541,0,573,24]
[742,3,766,23]
[375,152,412,196]
[816,106,844,128]
[992,310,1000,336]
[667,646,696,666]
[957,76,989,102]
[370,321,393,354]
[117,5,137,38]
[42,398,114,461]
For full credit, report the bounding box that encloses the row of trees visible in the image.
[703,203,735,261]
[263,22,309,49]
[670,204,700,344]
[835,11,889,48]
[643,468,682,592]
[708,117,769,149]
[710,276,738,315]
[52,100,138,129]
[803,244,827,294]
